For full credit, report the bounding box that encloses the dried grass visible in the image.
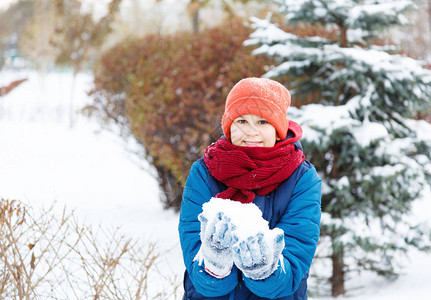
[0,198,181,299]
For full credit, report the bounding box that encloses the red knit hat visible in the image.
[222,77,291,141]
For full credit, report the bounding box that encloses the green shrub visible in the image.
[87,18,272,210]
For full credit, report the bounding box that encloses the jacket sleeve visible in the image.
[243,164,322,298]
[178,160,239,297]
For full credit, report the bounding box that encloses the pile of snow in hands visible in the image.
[194,197,284,278]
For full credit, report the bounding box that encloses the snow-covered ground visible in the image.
[0,70,430,299]
[0,70,184,298]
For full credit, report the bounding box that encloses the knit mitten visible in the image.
[232,228,284,280]
[197,211,236,278]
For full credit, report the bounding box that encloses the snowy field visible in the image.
[0,70,430,299]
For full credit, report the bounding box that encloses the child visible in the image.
[178,77,321,299]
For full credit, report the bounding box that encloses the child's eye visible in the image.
[258,120,269,125]
[237,119,247,124]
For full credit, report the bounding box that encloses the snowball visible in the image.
[200,197,271,238]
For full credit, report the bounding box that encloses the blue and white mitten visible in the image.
[197,211,236,278]
[232,228,284,280]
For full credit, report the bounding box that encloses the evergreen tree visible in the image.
[246,0,431,296]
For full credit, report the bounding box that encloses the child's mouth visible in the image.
[242,141,263,147]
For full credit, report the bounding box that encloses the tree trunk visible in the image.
[186,1,200,33]
[192,8,199,33]
[340,27,348,48]
[330,244,346,297]
[428,0,431,62]
[155,165,183,211]
[69,71,78,128]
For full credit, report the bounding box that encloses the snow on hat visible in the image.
[221,77,291,141]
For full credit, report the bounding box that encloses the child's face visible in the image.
[230,114,280,147]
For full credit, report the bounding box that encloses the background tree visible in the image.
[0,0,34,68]
[51,0,123,72]
[51,0,123,126]
[395,0,431,66]
[185,0,273,32]
[87,18,272,210]
[246,0,431,296]
[19,0,58,71]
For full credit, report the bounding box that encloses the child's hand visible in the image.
[198,211,236,278]
[232,228,284,280]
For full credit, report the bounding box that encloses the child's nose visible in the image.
[246,124,259,136]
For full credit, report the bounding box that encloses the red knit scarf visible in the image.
[204,126,305,203]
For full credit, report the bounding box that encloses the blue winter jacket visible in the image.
[178,138,321,300]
